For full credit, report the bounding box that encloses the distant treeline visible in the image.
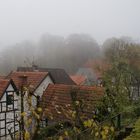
[0,34,139,74]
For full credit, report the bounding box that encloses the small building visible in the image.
[82,59,111,86]
[6,71,55,138]
[76,67,98,85]
[6,71,54,121]
[0,79,18,140]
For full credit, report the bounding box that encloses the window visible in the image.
[6,92,14,105]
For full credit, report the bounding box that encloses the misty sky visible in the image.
[0,0,140,46]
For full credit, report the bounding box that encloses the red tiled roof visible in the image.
[6,71,48,91]
[0,75,6,79]
[0,79,10,98]
[17,67,76,85]
[70,75,87,85]
[41,84,104,121]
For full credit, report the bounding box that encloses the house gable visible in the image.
[6,71,53,95]
[0,83,18,103]
[35,74,53,97]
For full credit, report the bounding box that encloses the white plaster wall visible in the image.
[35,75,53,97]
[0,84,18,110]
[18,75,53,115]
[22,75,54,137]
[18,75,53,113]
[31,75,53,107]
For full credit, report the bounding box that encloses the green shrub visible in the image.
[125,118,140,140]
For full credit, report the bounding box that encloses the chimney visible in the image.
[18,75,28,90]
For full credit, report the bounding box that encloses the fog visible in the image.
[0,0,140,46]
[0,33,101,74]
[0,0,140,74]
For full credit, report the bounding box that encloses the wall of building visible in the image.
[31,75,53,107]
[35,75,53,97]
[0,84,19,140]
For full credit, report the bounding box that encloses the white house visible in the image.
[6,71,54,119]
[0,79,18,140]
[6,71,54,138]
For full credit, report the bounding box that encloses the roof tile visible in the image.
[70,75,87,85]
[6,71,48,91]
[0,79,10,98]
[41,84,104,121]
[17,67,76,85]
